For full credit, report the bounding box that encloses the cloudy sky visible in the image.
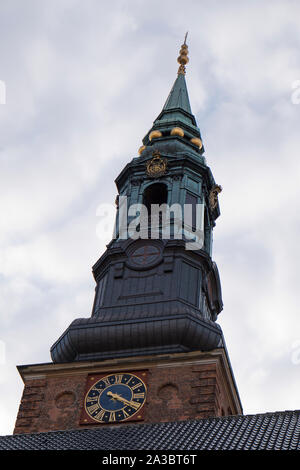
[1,0,300,435]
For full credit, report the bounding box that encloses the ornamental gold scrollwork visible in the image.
[146,151,167,178]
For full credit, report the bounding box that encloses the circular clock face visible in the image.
[84,373,147,423]
[129,244,161,267]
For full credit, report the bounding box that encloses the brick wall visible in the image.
[14,353,240,434]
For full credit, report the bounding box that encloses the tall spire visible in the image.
[162,72,192,115]
[162,34,191,114]
[142,36,204,154]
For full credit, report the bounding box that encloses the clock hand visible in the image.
[107,391,140,410]
[107,391,123,401]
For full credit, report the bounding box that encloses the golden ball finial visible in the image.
[177,33,189,75]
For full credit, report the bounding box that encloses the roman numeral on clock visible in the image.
[133,392,145,399]
[94,409,106,421]
[87,403,99,414]
[102,377,111,387]
[131,382,143,390]
[127,400,141,410]
[86,396,97,404]
[114,374,123,384]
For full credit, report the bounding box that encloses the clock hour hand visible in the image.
[107,391,140,409]
[107,391,124,401]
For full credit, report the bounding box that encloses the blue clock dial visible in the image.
[84,373,147,423]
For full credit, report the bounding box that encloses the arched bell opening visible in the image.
[142,183,168,238]
[143,183,168,213]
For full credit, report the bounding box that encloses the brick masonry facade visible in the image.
[14,349,242,434]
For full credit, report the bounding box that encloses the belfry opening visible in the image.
[143,183,168,212]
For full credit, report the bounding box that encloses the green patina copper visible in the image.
[143,65,203,152]
[162,73,192,115]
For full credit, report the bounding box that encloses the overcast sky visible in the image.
[1,0,300,435]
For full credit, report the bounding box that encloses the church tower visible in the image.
[14,39,242,435]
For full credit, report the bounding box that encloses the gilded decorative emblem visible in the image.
[146,151,167,178]
[209,184,222,210]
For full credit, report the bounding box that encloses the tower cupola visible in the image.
[14,40,242,436]
[50,39,224,364]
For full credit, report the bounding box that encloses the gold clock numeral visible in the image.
[127,400,141,410]
[131,382,143,390]
[133,392,145,399]
[94,409,106,421]
[114,374,123,384]
[123,408,130,418]
[86,396,97,404]
[102,377,111,387]
[109,411,116,422]
[87,403,100,414]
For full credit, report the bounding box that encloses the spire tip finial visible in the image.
[177,33,189,75]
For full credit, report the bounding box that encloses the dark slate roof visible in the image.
[1,410,300,450]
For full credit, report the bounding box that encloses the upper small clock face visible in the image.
[84,373,147,423]
[129,244,161,267]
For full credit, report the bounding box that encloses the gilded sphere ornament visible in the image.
[190,137,203,149]
[138,145,146,155]
[149,130,162,141]
[170,127,184,137]
[177,54,189,66]
[177,38,189,75]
